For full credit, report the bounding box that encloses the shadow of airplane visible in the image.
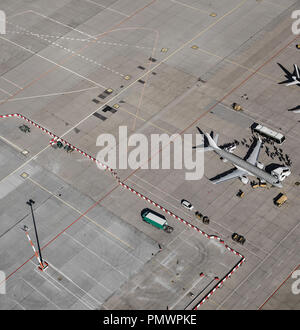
[288,105,300,112]
[277,63,300,86]
[209,167,237,182]
[265,163,285,174]
[288,105,300,120]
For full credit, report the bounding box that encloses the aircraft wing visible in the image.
[210,168,247,184]
[244,138,262,165]
[286,80,300,86]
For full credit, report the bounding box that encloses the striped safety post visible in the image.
[24,229,48,271]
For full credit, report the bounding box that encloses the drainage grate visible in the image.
[98,93,107,99]
[93,112,107,121]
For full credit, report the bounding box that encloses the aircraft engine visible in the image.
[256,162,264,169]
[240,176,249,185]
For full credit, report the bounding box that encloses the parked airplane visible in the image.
[278,63,300,86]
[193,128,287,188]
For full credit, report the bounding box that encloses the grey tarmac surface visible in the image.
[0,0,299,310]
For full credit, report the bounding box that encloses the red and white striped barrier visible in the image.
[194,257,245,310]
[0,113,57,139]
[1,113,245,307]
[194,259,245,309]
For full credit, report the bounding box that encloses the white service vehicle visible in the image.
[181,199,194,210]
[271,167,291,182]
[251,123,285,144]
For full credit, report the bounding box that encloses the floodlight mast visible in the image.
[26,199,45,269]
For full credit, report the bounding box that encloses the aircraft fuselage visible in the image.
[213,147,283,188]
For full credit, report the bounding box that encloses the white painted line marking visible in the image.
[0,134,23,152]
[29,10,96,39]
[255,284,261,291]
[0,87,13,96]
[64,232,128,280]
[0,36,107,89]
[47,261,103,307]
[81,270,113,294]
[42,270,94,310]
[169,0,210,14]
[1,77,22,89]
[0,86,98,102]
[83,0,130,17]
[22,278,62,310]
[6,24,125,78]
[266,271,272,279]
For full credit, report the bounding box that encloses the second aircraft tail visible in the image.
[193,127,220,152]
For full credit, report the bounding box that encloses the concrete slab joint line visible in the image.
[0,112,245,308]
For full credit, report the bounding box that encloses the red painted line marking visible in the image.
[258,264,300,310]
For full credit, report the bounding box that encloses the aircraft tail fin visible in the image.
[205,132,220,150]
[210,131,219,145]
[193,127,220,151]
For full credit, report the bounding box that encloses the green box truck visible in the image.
[141,208,173,233]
